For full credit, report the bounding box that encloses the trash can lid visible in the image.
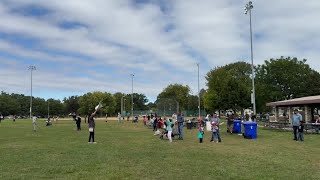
[243,121,257,125]
[234,120,241,122]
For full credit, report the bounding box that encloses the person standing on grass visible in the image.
[227,112,234,134]
[292,109,302,141]
[143,116,147,126]
[32,115,38,131]
[298,121,304,142]
[166,118,173,142]
[88,110,98,144]
[198,124,205,143]
[0,113,3,123]
[177,113,184,140]
[118,112,122,123]
[76,114,81,131]
[153,117,158,131]
[211,113,221,143]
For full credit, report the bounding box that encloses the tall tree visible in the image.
[156,84,191,111]
[255,57,320,112]
[63,96,80,113]
[205,62,252,112]
[113,92,126,114]
[78,92,115,116]
[0,92,20,116]
[47,98,65,116]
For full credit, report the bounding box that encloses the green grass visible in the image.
[0,119,320,180]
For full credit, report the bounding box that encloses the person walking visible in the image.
[117,112,122,123]
[177,113,184,140]
[166,118,173,142]
[32,115,38,131]
[88,110,98,144]
[211,113,222,143]
[292,109,303,141]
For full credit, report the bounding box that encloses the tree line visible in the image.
[0,91,149,117]
[1,56,319,117]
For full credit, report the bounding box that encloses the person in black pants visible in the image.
[88,110,98,144]
[76,114,81,131]
[153,117,158,131]
[298,121,304,141]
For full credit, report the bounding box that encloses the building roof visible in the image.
[266,95,320,107]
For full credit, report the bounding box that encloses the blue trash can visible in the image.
[232,120,242,134]
[243,122,257,139]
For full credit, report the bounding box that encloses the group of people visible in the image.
[198,113,222,143]
[292,109,305,141]
[143,113,185,142]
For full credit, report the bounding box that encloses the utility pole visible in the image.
[28,65,36,119]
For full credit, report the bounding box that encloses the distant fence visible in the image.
[121,110,207,118]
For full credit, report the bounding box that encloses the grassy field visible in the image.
[0,119,319,180]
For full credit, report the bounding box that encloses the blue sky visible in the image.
[0,0,319,102]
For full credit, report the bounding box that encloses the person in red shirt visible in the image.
[143,116,147,126]
[158,117,163,129]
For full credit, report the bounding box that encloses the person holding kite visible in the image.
[88,102,102,144]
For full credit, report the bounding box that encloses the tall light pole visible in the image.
[47,100,50,118]
[197,63,200,118]
[28,65,36,119]
[130,74,134,120]
[124,99,126,113]
[245,1,256,115]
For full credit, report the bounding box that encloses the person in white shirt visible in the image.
[32,115,38,131]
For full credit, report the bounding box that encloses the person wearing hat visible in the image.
[292,109,303,141]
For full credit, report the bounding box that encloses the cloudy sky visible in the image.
[0,0,319,102]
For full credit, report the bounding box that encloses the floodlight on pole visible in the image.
[28,65,36,119]
[130,74,134,120]
[244,1,256,115]
[197,63,200,118]
[47,100,49,118]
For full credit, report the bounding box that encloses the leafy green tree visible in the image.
[256,57,320,112]
[32,97,47,116]
[0,92,20,116]
[63,96,80,114]
[157,84,190,111]
[205,62,252,112]
[78,92,115,116]
[47,99,65,116]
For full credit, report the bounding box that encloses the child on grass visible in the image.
[211,122,219,143]
[298,121,304,141]
[198,124,205,143]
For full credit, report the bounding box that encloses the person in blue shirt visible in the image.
[177,113,184,140]
[292,109,303,141]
